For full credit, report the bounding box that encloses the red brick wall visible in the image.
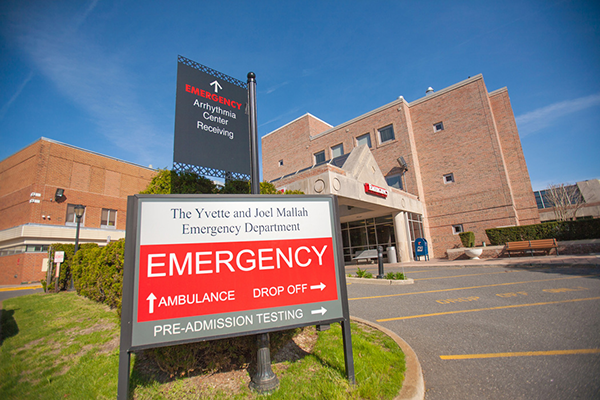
[261,76,537,258]
[0,253,47,284]
[489,89,540,226]
[0,139,156,231]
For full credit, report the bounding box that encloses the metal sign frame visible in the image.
[118,194,353,396]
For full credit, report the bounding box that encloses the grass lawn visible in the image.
[1,293,405,399]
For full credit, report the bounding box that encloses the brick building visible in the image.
[0,138,155,285]
[262,75,540,260]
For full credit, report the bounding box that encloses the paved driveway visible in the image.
[345,261,600,399]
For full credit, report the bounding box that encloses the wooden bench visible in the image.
[505,239,559,257]
[352,249,378,264]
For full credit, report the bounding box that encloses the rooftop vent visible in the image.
[426,87,434,96]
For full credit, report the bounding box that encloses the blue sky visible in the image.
[1,0,598,190]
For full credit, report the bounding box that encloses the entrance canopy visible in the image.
[270,146,429,262]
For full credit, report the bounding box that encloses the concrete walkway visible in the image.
[347,253,600,270]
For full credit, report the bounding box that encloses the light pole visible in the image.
[71,204,85,291]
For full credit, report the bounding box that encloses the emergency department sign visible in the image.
[120,194,348,349]
[173,56,250,176]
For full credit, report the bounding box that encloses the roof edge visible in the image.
[262,113,333,140]
[39,137,156,171]
[408,74,484,106]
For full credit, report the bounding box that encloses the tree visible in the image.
[140,169,216,194]
[544,183,584,221]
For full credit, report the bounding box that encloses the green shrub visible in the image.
[71,240,124,315]
[48,243,99,291]
[384,272,405,280]
[459,231,475,247]
[141,168,217,194]
[356,267,368,278]
[485,219,600,245]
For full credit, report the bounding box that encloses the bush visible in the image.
[385,272,405,280]
[485,219,600,245]
[71,239,124,316]
[140,169,216,195]
[48,243,99,292]
[459,231,475,247]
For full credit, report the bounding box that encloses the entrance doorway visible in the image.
[341,215,396,263]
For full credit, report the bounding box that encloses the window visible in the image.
[385,174,404,190]
[102,208,117,228]
[331,143,344,158]
[443,173,455,184]
[65,204,85,226]
[314,150,326,164]
[378,125,395,143]
[452,224,464,234]
[356,133,372,148]
[434,122,444,132]
[278,159,284,167]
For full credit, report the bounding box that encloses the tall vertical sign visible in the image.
[173,56,250,178]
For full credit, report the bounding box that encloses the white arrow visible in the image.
[310,282,326,291]
[311,307,327,316]
[210,80,223,93]
[147,293,157,314]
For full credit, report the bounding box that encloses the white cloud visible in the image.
[0,71,33,120]
[10,1,167,165]
[516,93,600,136]
[265,81,289,94]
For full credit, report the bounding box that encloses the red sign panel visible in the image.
[137,237,337,323]
[364,183,389,198]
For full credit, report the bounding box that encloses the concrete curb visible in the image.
[351,316,425,400]
[346,277,415,285]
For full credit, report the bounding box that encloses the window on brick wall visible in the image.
[452,224,463,235]
[356,133,372,148]
[65,204,86,226]
[378,125,395,143]
[314,150,326,164]
[434,122,444,132]
[385,174,404,190]
[101,208,117,229]
[331,143,344,158]
[443,173,455,184]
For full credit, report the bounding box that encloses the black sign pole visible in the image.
[330,196,356,384]
[117,196,139,399]
[247,72,280,393]
[248,72,260,195]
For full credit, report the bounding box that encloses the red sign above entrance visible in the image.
[364,183,389,198]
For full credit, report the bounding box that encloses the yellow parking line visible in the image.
[0,285,42,292]
[440,349,600,360]
[377,296,600,322]
[415,271,515,281]
[349,275,592,301]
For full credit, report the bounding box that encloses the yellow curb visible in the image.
[0,285,43,292]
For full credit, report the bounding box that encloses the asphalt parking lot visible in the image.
[345,260,600,399]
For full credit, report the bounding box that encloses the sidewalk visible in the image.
[346,254,600,270]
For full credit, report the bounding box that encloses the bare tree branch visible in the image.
[545,183,585,221]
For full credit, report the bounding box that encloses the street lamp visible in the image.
[70,204,85,290]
